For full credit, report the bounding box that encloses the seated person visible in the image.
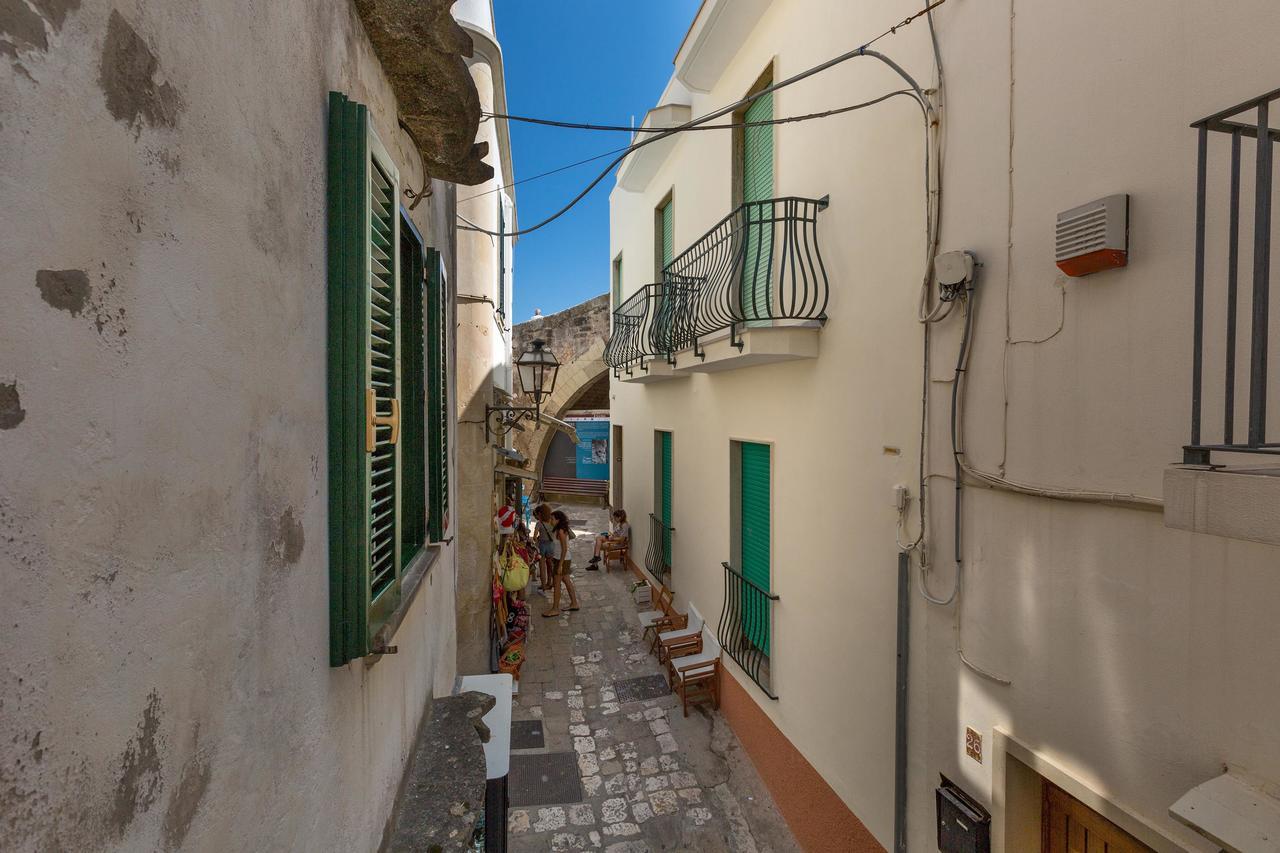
[587,509,630,570]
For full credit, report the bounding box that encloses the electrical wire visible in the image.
[459,0,948,239]
[480,92,916,134]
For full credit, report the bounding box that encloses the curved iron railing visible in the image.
[717,561,779,699]
[604,284,661,374]
[645,513,674,586]
[664,195,830,356]
[604,196,830,372]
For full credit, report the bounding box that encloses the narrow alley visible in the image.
[506,504,797,853]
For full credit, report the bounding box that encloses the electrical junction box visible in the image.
[1055,193,1129,276]
[936,776,991,853]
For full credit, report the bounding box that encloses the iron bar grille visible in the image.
[716,561,778,699]
[1186,88,1280,464]
[645,512,673,587]
[604,196,829,373]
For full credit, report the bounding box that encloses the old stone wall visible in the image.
[0,3,465,850]
[511,294,612,479]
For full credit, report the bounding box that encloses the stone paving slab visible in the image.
[507,504,798,852]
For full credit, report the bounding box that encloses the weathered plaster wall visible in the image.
[453,20,515,675]
[511,295,612,476]
[0,2,462,850]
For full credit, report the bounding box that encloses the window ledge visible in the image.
[1163,465,1280,546]
[371,544,443,655]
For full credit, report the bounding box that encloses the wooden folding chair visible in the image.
[602,539,629,572]
[638,584,675,643]
[667,637,722,717]
[655,615,703,663]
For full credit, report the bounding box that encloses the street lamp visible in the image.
[485,339,561,442]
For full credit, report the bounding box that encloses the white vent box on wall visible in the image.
[1055,194,1129,276]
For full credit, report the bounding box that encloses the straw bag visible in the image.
[500,540,530,592]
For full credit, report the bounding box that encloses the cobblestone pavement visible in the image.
[507,504,798,853]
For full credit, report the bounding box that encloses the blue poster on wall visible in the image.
[572,418,610,481]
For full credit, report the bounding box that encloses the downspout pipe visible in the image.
[895,550,911,852]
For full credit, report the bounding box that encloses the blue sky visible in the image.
[492,0,702,321]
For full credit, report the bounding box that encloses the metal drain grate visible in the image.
[509,752,583,807]
[511,720,545,750]
[613,674,671,704]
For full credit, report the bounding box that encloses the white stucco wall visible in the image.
[610,0,1280,849]
[610,0,932,843]
[0,2,463,850]
[915,0,1280,850]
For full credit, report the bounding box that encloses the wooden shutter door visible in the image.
[365,134,403,632]
[399,219,426,567]
[1043,784,1153,853]
[739,442,771,655]
[741,90,774,325]
[660,431,673,566]
[661,200,674,268]
[328,92,371,665]
[426,249,449,543]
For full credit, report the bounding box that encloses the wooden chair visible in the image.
[637,584,675,644]
[655,614,703,663]
[666,633,722,717]
[602,538,629,572]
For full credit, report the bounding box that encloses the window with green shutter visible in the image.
[736,441,771,655]
[655,196,674,277]
[612,253,623,309]
[741,88,774,324]
[327,91,441,665]
[656,430,673,564]
[425,248,449,543]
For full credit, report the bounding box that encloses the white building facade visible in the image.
[608,0,1280,850]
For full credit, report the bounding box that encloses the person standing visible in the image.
[533,504,556,591]
[542,509,580,617]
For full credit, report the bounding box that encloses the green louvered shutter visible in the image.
[659,431,673,568]
[399,223,427,569]
[741,91,774,325]
[327,91,405,664]
[365,130,403,632]
[426,249,449,543]
[660,200,674,268]
[739,442,770,655]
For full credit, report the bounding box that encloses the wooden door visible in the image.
[1043,783,1152,853]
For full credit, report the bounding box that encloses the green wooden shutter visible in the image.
[661,200,674,268]
[426,249,449,543]
[399,219,426,568]
[659,431,673,564]
[367,155,402,631]
[328,91,407,664]
[741,91,774,324]
[739,442,770,654]
[328,92,369,666]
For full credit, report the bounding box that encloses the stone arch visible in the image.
[513,337,610,481]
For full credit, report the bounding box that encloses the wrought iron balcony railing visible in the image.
[605,196,830,373]
[716,561,779,699]
[645,513,674,586]
[1186,88,1280,464]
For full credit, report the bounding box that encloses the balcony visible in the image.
[605,196,830,380]
[1166,87,1280,546]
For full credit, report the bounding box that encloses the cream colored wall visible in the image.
[915,0,1280,850]
[611,0,935,844]
[613,0,1280,850]
[0,2,464,850]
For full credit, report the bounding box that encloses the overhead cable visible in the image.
[459,0,948,239]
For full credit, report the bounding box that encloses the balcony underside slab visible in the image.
[617,359,689,384]
[674,325,819,374]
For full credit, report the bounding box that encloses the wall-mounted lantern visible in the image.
[485,339,561,442]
